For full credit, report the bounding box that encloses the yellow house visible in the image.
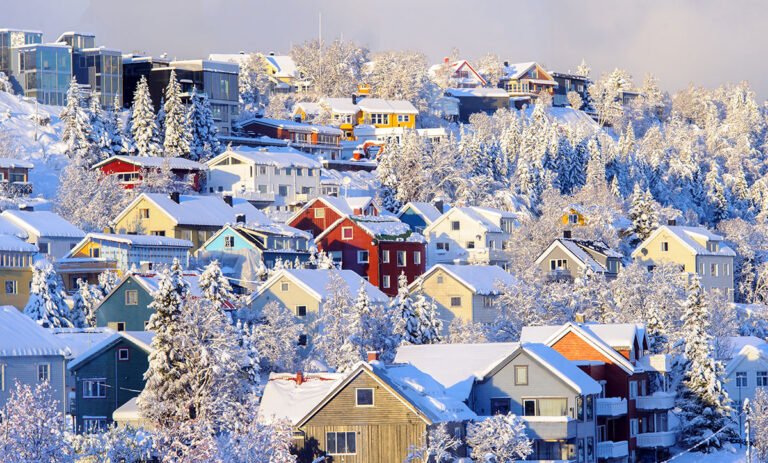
[410,264,516,331]
[0,236,37,309]
[631,224,736,301]
[294,97,418,140]
[561,206,588,227]
[248,268,390,345]
[111,192,265,252]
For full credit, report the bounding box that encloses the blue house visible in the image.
[397,202,444,234]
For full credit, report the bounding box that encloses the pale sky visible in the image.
[5,0,766,99]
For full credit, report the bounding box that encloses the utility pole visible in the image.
[745,398,751,463]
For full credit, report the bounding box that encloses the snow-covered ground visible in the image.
[669,446,746,463]
[0,92,68,199]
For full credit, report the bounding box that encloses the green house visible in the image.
[67,331,153,433]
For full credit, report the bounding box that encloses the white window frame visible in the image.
[341,227,353,240]
[83,379,107,399]
[450,296,461,307]
[661,241,669,252]
[629,381,638,399]
[125,290,138,306]
[736,371,748,388]
[37,363,50,383]
[757,371,768,387]
[314,208,325,219]
[117,348,129,361]
[711,263,719,277]
[630,418,638,437]
[296,305,307,317]
[355,388,375,407]
[281,282,290,292]
[382,275,391,289]
[83,416,108,434]
[382,250,390,263]
[224,236,235,248]
[326,431,357,456]
[357,250,369,264]
[413,251,421,265]
[397,251,407,267]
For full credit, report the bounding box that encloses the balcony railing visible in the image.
[234,191,276,202]
[635,393,675,410]
[520,416,577,440]
[636,431,676,448]
[596,440,628,459]
[596,398,627,416]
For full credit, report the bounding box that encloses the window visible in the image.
[38,242,49,254]
[342,227,353,240]
[587,437,594,462]
[568,213,579,224]
[224,236,235,248]
[514,365,528,385]
[314,208,325,219]
[382,275,391,289]
[698,262,705,275]
[450,296,461,307]
[414,251,421,265]
[451,221,460,231]
[490,398,511,415]
[382,250,390,263]
[278,185,289,197]
[437,275,444,284]
[83,417,107,434]
[523,399,537,416]
[139,208,150,219]
[296,306,307,317]
[397,251,407,267]
[725,263,731,276]
[436,242,450,252]
[578,438,585,463]
[281,282,289,292]
[298,334,307,346]
[357,250,369,264]
[125,290,138,306]
[37,364,49,383]
[466,241,475,249]
[549,259,568,271]
[326,432,356,455]
[523,398,568,416]
[661,241,669,252]
[707,241,719,252]
[630,418,639,437]
[629,381,638,399]
[576,395,584,420]
[736,372,748,388]
[483,296,494,308]
[117,348,129,361]
[711,263,719,276]
[90,248,101,258]
[116,322,126,332]
[397,114,410,123]
[5,280,17,295]
[586,395,594,421]
[356,388,374,406]
[758,371,768,387]
[83,379,107,398]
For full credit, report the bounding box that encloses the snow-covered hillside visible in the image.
[0,92,68,199]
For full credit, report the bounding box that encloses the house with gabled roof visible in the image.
[313,215,426,296]
[429,58,487,88]
[234,117,343,160]
[521,321,676,463]
[91,155,207,192]
[67,331,153,433]
[288,195,379,238]
[410,264,515,329]
[631,224,736,300]
[110,192,265,251]
[722,339,768,416]
[260,358,475,463]
[423,206,517,268]
[0,235,38,309]
[498,61,558,106]
[535,231,623,281]
[397,201,444,234]
[294,97,418,140]
[395,342,602,462]
[0,210,85,260]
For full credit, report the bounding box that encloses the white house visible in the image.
[205,147,322,211]
[723,338,768,412]
[0,210,85,259]
[423,206,518,268]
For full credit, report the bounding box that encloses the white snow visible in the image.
[398,202,443,225]
[78,232,193,248]
[423,264,516,295]
[239,117,342,136]
[91,155,206,170]
[352,216,413,239]
[0,306,66,357]
[0,234,38,252]
[258,372,345,424]
[253,269,390,305]
[521,343,602,395]
[67,331,154,371]
[211,147,322,169]
[128,192,269,227]
[1,210,85,239]
[50,327,114,359]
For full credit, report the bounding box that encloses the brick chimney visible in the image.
[296,371,304,386]
[169,192,180,204]
[223,194,233,207]
[367,351,380,362]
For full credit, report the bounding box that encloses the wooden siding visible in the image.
[95,278,155,331]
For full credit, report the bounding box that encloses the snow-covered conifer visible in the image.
[72,278,101,327]
[60,76,92,161]
[188,88,221,161]
[24,263,73,329]
[162,70,191,157]
[628,184,658,241]
[251,301,301,372]
[312,271,360,371]
[466,413,533,462]
[447,318,487,344]
[405,422,460,463]
[129,76,160,156]
[199,260,233,311]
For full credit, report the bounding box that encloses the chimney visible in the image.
[19,205,33,212]
[235,213,246,224]
[434,200,444,214]
[296,371,304,386]
[443,57,450,64]
[667,219,676,226]
[563,230,572,239]
[223,194,233,207]
[169,192,180,204]
[352,94,357,105]
[269,51,275,56]
[575,313,586,324]
[367,351,380,362]
[503,61,509,67]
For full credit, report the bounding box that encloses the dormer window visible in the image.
[707,241,719,252]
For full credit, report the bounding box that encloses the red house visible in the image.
[288,195,379,238]
[313,215,425,296]
[521,322,675,463]
[92,156,207,191]
[236,117,343,160]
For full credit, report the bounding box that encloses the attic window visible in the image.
[281,282,289,292]
[224,236,235,248]
[314,208,325,219]
[451,221,461,231]
[342,227,353,240]
[117,348,130,361]
[568,214,579,224]
[660,242,669,252]
[707,241,719,252]
[356,388,374,406]
[125,290,138,306]
[514,365,528,385]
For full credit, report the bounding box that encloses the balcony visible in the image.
[636,431,676,448]
[635,393,675,410]
[234,191,276,202]
[596,398,627,416]
[520,416,577,440]
[597,441,628,460]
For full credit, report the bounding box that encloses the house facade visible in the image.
[67,331,152,433]
[429,59,487,88]
[0,235,37,309]
[288,195,379,238]
[498,61,558,104]
[535,232,623,281]
[552,71,591,110]
[410,264,515,329]
[205,148,322,210]
[235,117,342,160]
[397,201,443,234]
[294,97,418,140]
[92,156,206,192]
[0,210,85,260]
[443,87,510,123]
[0,158,34,196]
[631,225,735,300]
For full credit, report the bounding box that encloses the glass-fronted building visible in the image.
[14,43,72,106]
[56,32,95,50]
[0,29,42,76]
[73,48,123,107]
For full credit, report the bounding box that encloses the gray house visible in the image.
[395,342,602,462]
[0,305,67,413]
[535,232,623,281]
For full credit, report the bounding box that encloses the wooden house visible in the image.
[0,235,38,309]
[92,155,207,192]
[0,158,33,196]
[535,231,623,281]
[288,195,379,238]
[498,62,557,106]
[0,210,85,260]
[235,117,342,160]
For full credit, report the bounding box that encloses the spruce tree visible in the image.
[162,70,191,157]
[199,260,233,311]
[188,88,221,161]
[60,76,92,162]
[628,183,658,241]
[24,264,73,329]
[130,76,160,156]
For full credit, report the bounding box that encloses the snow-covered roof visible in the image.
[132,273,206,299]
[351,216,414,240]
[68,331,154,370]
[1,210,85,239]
[0,306,66,357]
[428,60,487,86]
[77,233,193,249]
[522,106,599,129]
[265,55,298,78]
[252,269,389,305]
[117,193,267,228]
[722,336,767,357]
[50,327,114,359]
[395,343,519,400]
[535,238,619,273]
[0,157,34,169]
[319,98,359,115]
[357,98,419,115]
[238,117,342,136]
[259,372,345,424]
[92,155,206,171]
[502,61,537,79]
[112,397,140,422]
[633,225,735,258]
[398,202,442,225]
[0,217,27,239]
[519,343,601,395]
[416,264,516,295]
[445,207,503,233]
[207,53,248,65]
[444,87,510,98]
[0,234,37,252]
[210,147,322,169]
[294,101,321,116]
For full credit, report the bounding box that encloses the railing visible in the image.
[596,441,628,459]
[635,431,676,448]
[519,416,577,440]
[635,393,675,410]
[234,191,276,202]
[596,398,627,416]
